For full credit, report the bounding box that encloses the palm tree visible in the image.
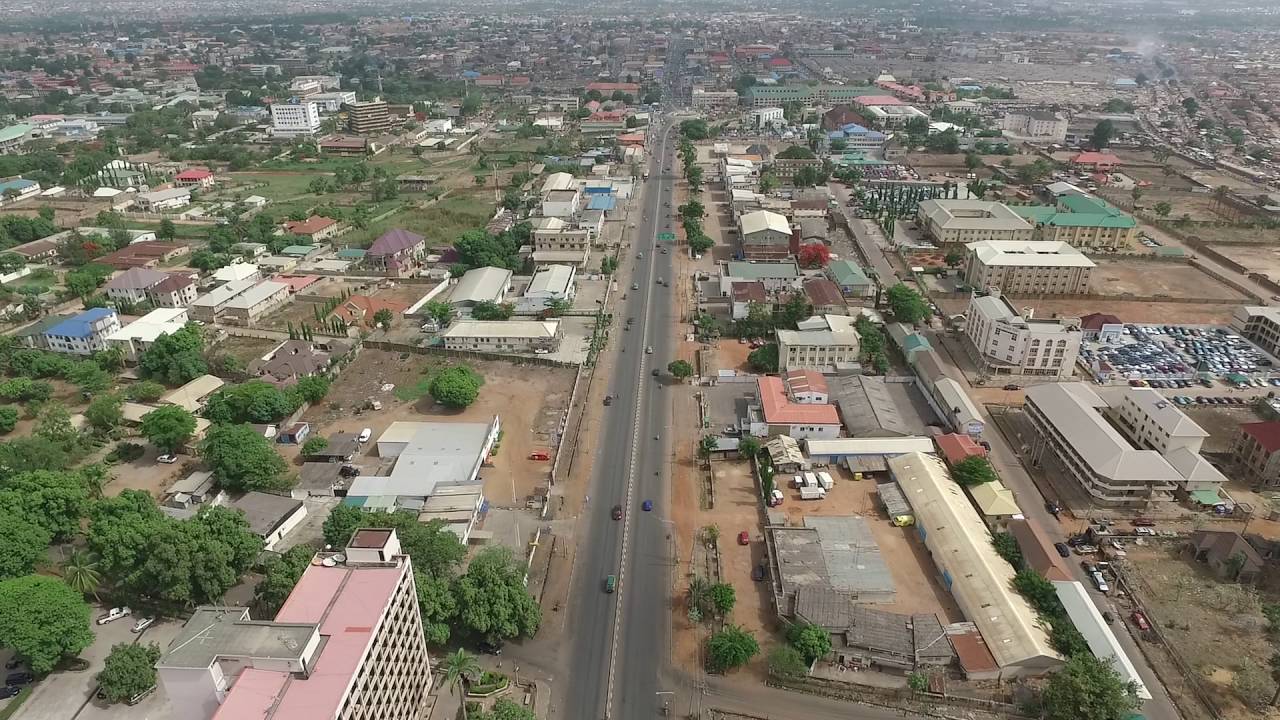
[62,550,103,601]
[441,649,481,718]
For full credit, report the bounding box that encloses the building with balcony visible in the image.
[1013,196,1138,251]
[1233,306,1280,357]
[42,307,121,355]
[270,101,321,137]
[347,98,391,135]
[963,293,1080,377]
[777,314,861,373]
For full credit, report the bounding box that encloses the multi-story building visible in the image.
[1026,383,1227,506]
[777,314,861,372]
[1012,196,1138,251]
[105,267,199,308]
[1234,422,1280,487]
[751,107,785,129]
[366,228,426,277]
[308,91,358,113]
[347,98,391,135]
[270,101,321,137]
[221,281,290,326]
[739,210,793,260]
[963,292,1081,377]
[826,122,888,155]
[106,308,189,362]
[0,124,32,155]
[690,88,739,109]
[531,217,592,266]
[751,376,841,440]
[134,188,191,213]
[743,84,879,108]
[290,74,341,91]
[1001,110,1069,144]
[282,215,343,243]
[439,320,561,353]
[919,200,1034,246]
[1234,306,1280,357]
[157,528,432,720]
[43,308,121,355]
[962,240,1095,295]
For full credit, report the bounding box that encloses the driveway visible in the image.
[14,613,182,720]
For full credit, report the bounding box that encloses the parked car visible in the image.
[737,531,750,546]
[357,428,372,443]
[528,451,551,461]
[751,564,766,582]
[1054,542,1071,558]
[1074,544,1099,555]
[97,607,131,625]
[1134,527,1157,536]
[4,672,32,686]
[1002,384,1021,391]
[1102,610,1115,624]
[1091,571,1110,593]
[156,454,177,464]
[131,617,155,634]
[0,686,18,700]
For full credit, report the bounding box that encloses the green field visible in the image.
[338,192,497,249]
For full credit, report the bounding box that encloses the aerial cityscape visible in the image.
[1,3,1280,720]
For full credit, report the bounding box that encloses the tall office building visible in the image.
[270,101,321,137]
[157,529,432,720]
[347,98,391,135]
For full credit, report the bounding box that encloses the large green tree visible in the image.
[0,469,92,540]
[0,508,51,580]
[85,392,125,433]
[97,643,161,703]
[886,284,930,324]
[452,546,541,642]
[951,456,998,486]
[706,625,760,673]
[139,405,197,453]
[0,574,94,674]
[200,423,290,493]
[138,325,207,385]
[1041,653,1141,720]
[747,344,779,373]
[203,380,299,424]
[787,622,832,663]
[430,366,484,409]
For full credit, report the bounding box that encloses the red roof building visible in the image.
[330,295,410,328]
[617,133,646,147]
[174,167,214,189]
[1235,422,1280,487]
[854,95,906,107]
[283,216,341,242]
[1071,151,1122,169]
[783,369,829,404]
[585,82,641,94]
[756,376,840,438]
[803,278,844,310]
[935,433,987,466]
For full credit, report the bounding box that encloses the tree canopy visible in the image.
[254,545,316,616]
[430,366,484,409]
[200,423,290,493]
[137,325,207,386]
[706,625,760,673]
[666,360,694,380]
[787,622,832,663]
[1041,653,1141,720]
[203,380,300,424]
[951,456,998,486]
[0,574,94,674]
[97,643,161,703]
[886,284,930,324]
[452,546,542,642]
[747,343,779,373]
[139,405,197,453]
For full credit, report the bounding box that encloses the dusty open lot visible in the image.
[1185,225,1277,245]
[1182,405,1264,453]
[1090,258,1248,301]
[303,349,576,507]
[1125,544,1280,720]
[1207,244,1280,284]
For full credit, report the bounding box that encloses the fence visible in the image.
[361,339,579,369]
[763,676,1025,720]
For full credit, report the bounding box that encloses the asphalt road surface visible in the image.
[563,116,680,720]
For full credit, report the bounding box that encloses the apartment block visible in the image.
[777,315,861,372]
[347,98,391,135]
[1013,196,1138,251]
[739,210,793,261]
[690,88,740,109]
[221,281,290,326]
[1233,306,1280,357]
[439,320,561,353]
[918,200,1035,246]
[270,101,321,137]
[963,240,1095,295]
[963,293,1081,377]
[1001,110,1068,144]
[1026,383,1227,506]
[157,529,431,720]
[1234,422,1280,487]
[42,308,121,355]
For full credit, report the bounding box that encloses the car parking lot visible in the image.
[1080,323,1277,384]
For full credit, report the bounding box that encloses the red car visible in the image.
[1130,611,1151,631]
[528,451,550,461]
[737,531,749,546]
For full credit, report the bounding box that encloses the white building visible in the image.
[1001,110,1069,144]
[690,88,740,109]
[751,107,785,129]
[221,280,290,326]
[963,240,1096,296]
[888,452,1062,676]
[106,307,190,362]
[518,264,576,312]
[777,315,861,372]
[270,101,322,137]
[134,187,191,213]
[919,200,1035,246]
[308,91,357,113]
[963,293,1081,377]
[212,262,261,284]
[440,320,561,354]
[157,529,432,720]
[541,188,581,218]
[43,308,121,355]
[1026,383,1228,506]
[449,266,512,312]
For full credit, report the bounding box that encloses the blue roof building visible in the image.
[587,194,617,211]
[44,307,121,355]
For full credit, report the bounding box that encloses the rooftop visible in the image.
[967,240,1096,268]
[772,516,896,602]
[347,419,494,500]
[725,260,800,280]
[919,200,1033,233]
[46,307,116,339]
[757,376,840,426]
[440,320,559,340]
[740,210,791,236]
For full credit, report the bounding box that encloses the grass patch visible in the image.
[7,267,57,291]
[338,192,496,250]
[394,376,435,402]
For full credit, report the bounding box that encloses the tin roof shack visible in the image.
[227,492,307,551]
[766,516,897,620]
[277,422,311,445]
[795,588,954,672]
[305,432,361,462]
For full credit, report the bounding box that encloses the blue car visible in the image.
[641,500,653,512]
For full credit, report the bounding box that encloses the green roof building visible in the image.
[1012,195,1138,251]
[0,124,31,154]
[828,259,875,298]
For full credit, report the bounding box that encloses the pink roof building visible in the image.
[757,376,840,439]
[158,529,432,720]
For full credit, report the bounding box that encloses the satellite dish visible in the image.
[322,557,336,567]
[333,554,347,564]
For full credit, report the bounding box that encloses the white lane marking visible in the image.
[604,117,676,720]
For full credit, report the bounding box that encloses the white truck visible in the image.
[799,486,826,500]
[817,471,834,490]
[803,472,819,488]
